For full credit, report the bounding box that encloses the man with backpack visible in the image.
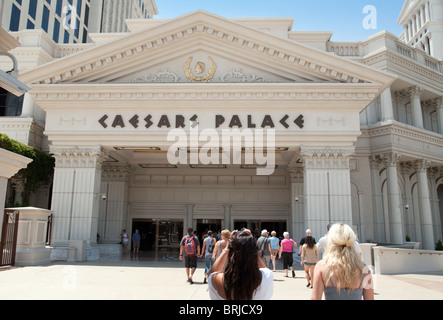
[179,227,201,284]
[199,230,216,284]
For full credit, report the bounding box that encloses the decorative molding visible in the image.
[30,84,379,104]
[300,148,355,170]
[50,146,106,169]
[101,165,133,181]
[58,117,87,127]
[131,69,180,83]
[380,152,402,168]
[413,159,431,172]
[220,68,266,82]
[184,56,217,82]
[369,155,382,170]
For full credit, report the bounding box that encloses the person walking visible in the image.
[207,230,273,300]
[121,229,129,254]
[269,231,280,272]
[200,230,216,284]
[317,223,362,260]
[301,235,318,288]
[132,228,141,254]
[310,223,374,300]
[257,230,272,269]
[179,227,201,285]
[298,229,316,257]
[212,229,230,261]
[278,232,297,278]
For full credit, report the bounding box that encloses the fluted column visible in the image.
[50,146,105,247]
[369,155,385,242]
[99,165,132,244]
[414,159,435,250]
[435,97,443,134]
[223,205,232,231]
[381,153,404,244]
[408,86,424,129]
[288,164,304,239]
[301,148,354,240]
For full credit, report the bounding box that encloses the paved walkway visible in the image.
[1,253,443,300]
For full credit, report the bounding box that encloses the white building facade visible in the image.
[0,1,442,257]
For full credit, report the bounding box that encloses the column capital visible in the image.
[413,159,431,172]
[406,86,424,100]
[400,161,415,175]
[287,164,304,183]
[300,147,354,170]
[380,152,402,168]
[433,97,443,109]
[369,155,382,170]
[50,146,106,169]
[101,164,133,181]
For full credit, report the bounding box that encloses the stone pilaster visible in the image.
[287,164,304,239]
[99,165,132,244]
[301,147,354,240]
[50,146,105,247]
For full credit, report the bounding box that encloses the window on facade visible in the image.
[64,30,70,43]
[56,0,63,17]
[53,19,60,42]
[27,19,35,29]
[28,0,38,20]
[9,4,21,31]
[42,6,50,32]
[0,89,24,117]
[84,4,90,27]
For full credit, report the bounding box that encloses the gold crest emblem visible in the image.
[184,57,217,82]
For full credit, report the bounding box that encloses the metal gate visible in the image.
[0,210,20,267]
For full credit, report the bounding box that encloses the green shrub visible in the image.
[0,133,55,205]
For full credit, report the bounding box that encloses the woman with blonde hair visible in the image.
[212,229,230,261]
[310,223,374,300]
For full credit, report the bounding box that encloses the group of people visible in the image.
[179,223,373,300]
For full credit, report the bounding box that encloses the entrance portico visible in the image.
[18,10,395,256]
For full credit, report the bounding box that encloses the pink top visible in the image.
[281,239,295,252]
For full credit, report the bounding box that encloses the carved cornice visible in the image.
[361,122,443,147]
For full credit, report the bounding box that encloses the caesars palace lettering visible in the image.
[99,114,305,130]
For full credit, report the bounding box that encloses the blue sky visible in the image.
[155,0,406,41]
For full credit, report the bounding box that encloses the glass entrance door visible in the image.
[132,219,183,253]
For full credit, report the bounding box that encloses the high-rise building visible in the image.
[0,0,158,44]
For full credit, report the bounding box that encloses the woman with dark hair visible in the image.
[207,230,274,300]
[301,235,318,288]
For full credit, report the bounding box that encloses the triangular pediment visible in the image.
[19,10,395,88]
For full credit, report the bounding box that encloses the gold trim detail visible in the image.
[184,57,217,82]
